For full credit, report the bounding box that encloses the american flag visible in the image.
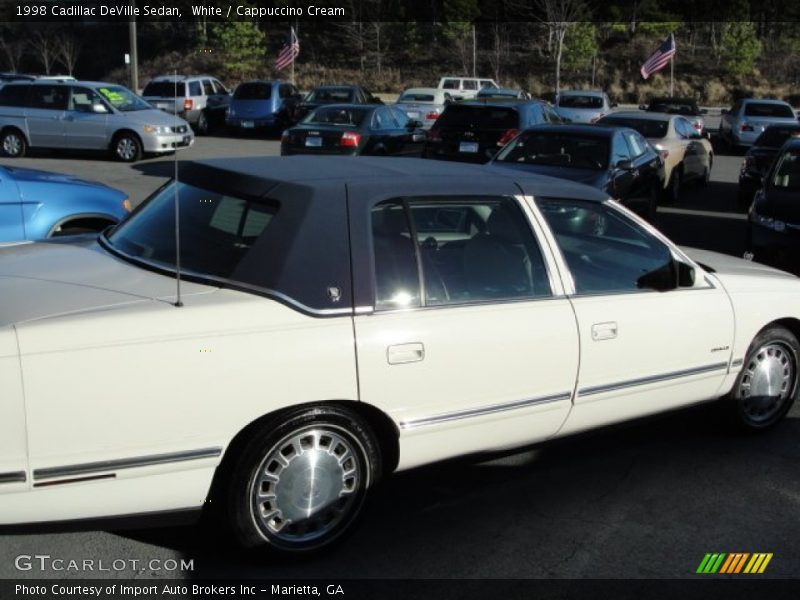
[640,33,676,79]
[276,28,300,71]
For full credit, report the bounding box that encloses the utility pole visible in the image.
[129,0,138,93]
[472,24,476,78]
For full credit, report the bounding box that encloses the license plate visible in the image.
[305,136,323,147]
[459,141,479,153]
[407,111,420,118]
[241,121,255,129]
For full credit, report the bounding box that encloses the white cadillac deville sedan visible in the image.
[1,157,798,554]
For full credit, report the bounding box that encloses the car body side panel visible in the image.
[0,326,28,496]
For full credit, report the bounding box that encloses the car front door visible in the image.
[0,325,28,495]
[25,85,68,148]
[535,197,734,435]
[63,86,110,149]
[351,184,580,469]
[0,166,25,241]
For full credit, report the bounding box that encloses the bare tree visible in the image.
[54,34,81,76]
[29,29,55,74]
[0,36,25,72]
[486,22,511,83]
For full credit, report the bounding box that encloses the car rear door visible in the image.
[534,197,734,435]
[62,86,110,149]
[350,180,580,470]
[25,84,68,148]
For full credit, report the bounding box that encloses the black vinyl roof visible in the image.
[186,156,608,203]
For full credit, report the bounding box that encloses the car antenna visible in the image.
[173,69,183,307]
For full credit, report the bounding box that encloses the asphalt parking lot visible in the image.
[2,126,799,581]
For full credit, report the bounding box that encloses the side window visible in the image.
[27,85,68,110]
[611,133,631,164]
[202,79,214,96]
[462,80,478,91]
[441,79,459,90]
[0,84,31,107]
[537,198,673,294]
[624,131,645,157]
[480,80,495,89]
[68,86,104,112]
[212,80,228,95]
[188,81,202,97]
[370,197,552,310]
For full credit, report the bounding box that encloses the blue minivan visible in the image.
[225,80,303,134]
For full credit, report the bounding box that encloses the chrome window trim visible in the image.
[33,447,222,481]
[399,391,571,430]
[363,293,570,317]
[0,471,26,484]
[579,362,729,397]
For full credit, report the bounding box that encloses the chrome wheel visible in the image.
[738,342,796,424]
[249,426,364,545]
[2,132,23,156]
[116,137,137,161]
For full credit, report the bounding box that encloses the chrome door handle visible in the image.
[591,322,618,341]
[387,342,425,365]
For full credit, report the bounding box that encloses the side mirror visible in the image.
[615,159,633,170]
[677,260,695,287]
[92,103,109,114]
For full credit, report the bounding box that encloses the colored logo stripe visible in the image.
[697,553,773,574]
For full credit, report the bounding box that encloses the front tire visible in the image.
[195,111,209,136]
[112,132,143,162]
[227,406,381,554]
[727,326,799,430]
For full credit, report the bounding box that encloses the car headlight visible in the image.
[143,125,165,134]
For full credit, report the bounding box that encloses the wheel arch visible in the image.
[109,128,142,148]
[46,212,119,237]
[1,125,29,144]
[771,317,800,344]
[205,400,400,505]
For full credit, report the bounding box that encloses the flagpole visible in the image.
[291,26,295,86]
[669,32,674,96]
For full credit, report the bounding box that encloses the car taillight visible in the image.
[340,131,361,147]
[497,128,519,147]
[428,127,442,142]
[184,98,193,111]
[741,122,754,132]
[693,121,703,130]
[425,111,439,120]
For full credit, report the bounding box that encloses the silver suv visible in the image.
[0,80,193,162]
[142,74,230,135]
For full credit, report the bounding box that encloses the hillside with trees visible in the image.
[1,0,799,104]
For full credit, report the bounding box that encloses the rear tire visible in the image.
[725,326,799,431]
[226,405,381,555]
[0,128,27,158]
[195,112,209,136]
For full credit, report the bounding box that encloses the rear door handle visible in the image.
[591,322,618,341]
[387,342,425,365]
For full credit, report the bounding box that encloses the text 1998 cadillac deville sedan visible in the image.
[0,157,798,554]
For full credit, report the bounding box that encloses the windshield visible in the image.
[234,82,272,100]
[600,117,668,139]
[648,98,698,114]
[772,150,800,190]
[755,126,800,148]
[399,92,435,103]
[302,106,369,127]
[744,103,795,118]
[96,85,151,112]
[142,81,185,97]
[496,132,609,170]
[558,95,603,109]
[306,87,354,103]
[436,105,518,130]
[105,181,278,279]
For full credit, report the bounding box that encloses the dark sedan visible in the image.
[423,99,563,164]
[738,124,800,209]
[280,104,426,157]
[296,85,382,120]
[488,124,665,220]
[747,138,800,271]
